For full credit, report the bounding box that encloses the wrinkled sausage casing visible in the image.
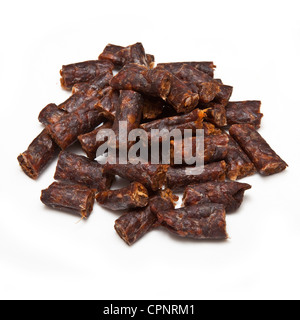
[165,73,199,114]
[157,62,216,78]
[60,60,114,90]
[166,161,227,191]
[111,90,144,150]
[229,124,288,176]
[183,181,251,212]
[161,64,220,104]
[213,85,233,106]
[19,74,112,179]
[39,104,67,126]
[226,135,257,180]
[41,182,95,218]
[97,182,149,211]
[140,108,205,138]
[54,151,114,192]
[78,121,113,160]
[104,163,169,192]
[114,189,178,246]
[47,97,105,150]
[155,203,228,240]
[110,64,172,100]
[114,206,156,246]
[99,43,155,68]
[202,122,256,180]
[17,130,60,180]
[226,101,263,129]
[170,134,229,165]
[58,71,113,113]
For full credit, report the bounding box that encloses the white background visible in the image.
[0,0,299,300]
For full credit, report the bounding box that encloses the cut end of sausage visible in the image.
[227,163,257,181]
[132,183,149,208]
[82,191,96,218]
[260,161,288,176]
[17,153,38,180]
[182,93,200,113]
[160,78,172,100]
[60,77,71,91]
[219,161,228,181]
[114,223,132,246]
[160,189,179,207]
[152,165,170,191]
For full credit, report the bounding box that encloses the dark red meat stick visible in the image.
[54,151,114,191]
[140,108,205,137]
[97,182,149,211]
[170,63,214,82]
[70,71,114,97]
[157,62,216,78]
[164,64,220,104]
[17,130,60,180]
[155,203,228,240]
[104,163,169,192]
[58,93,88,114]
[229,124,288,176]
[171,133,229,165]
[139,110,205,164]
[167,161,227,191]
[19,96,80,179]
[165,73,199,113]
[213,85,233,106]
[226,101,263,129]
[78,121,113,160]
[47,97,105,150]
[183,181,251,212]
[60,60,114,90]
[203,122,256,180]
[114,189,178,246]
[41,182,95,218]
[110,64,172,100]
[99,43,155,68]
[58,71,113,113]
[111,90,144,149]
[115,207,156,246]
[38,104,67,126]
[226,134,257,180]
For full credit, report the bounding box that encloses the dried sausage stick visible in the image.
[229,124,288,176]
[41,182,95,218]
[54,151,114,191]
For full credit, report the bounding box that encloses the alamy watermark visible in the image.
[95,121,205,175]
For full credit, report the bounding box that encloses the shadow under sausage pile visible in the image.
[17,43,288,245]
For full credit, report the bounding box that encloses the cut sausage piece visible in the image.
[183,181,251,212]
[114,189,178,246]
[229,124,288,176]
[97,182,149,211]
[41,182,95,218]
[54,151,114,191]
[60,60,114,90]
[155,203,228,240]
[17,130,59,180]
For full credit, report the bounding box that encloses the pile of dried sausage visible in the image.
[18,43,288,245]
